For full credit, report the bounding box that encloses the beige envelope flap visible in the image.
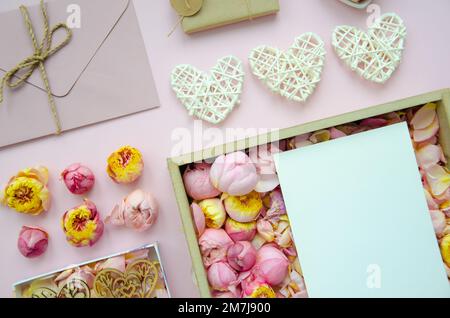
[0,0,130,97]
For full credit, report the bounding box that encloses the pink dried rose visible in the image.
[207,262,237,291]
[199,229,233,267]
[227,241,257,272]
[210,151,258,196]
[191,202,206,236]
[183,163,221,200]
[17,226,49,258]
[254,245,289,286]
[249,144,281,193]
[225,218,257,242]
[105,189,158,232]
[61,163,95,195]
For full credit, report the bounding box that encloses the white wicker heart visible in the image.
[332,13,407,84]
[171,56,244,124]
[249,33,326,103]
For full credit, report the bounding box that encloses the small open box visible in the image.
[167,89,450,297]
[13,243,171,298]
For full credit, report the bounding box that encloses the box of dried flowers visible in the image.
[13,243,170,298]
[168,89,450,298]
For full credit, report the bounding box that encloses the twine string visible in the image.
[0,0,72,134]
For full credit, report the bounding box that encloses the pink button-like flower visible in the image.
[253,245,289,286]
[227,241,257,272]
[17,226,49,258]
[199,229,233,267]
[183,163,221,200]
[207,262,237,291]
[210,151,258,196]
[105,189,158,232]
[61,163,95,195]
[225,218,256,242]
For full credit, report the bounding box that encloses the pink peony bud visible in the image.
[105,189,158,232]
[190,203,206,236]
[183,163,221,200]
[198,198,226,229]
[240,271,276,298]
[207,262,237,291]
[61,163,95,195]
[17,226,49,258]
[227,241,257,272]
[225,218,256,242]
[199,229,233,267]
[254,245,289,286]
[210,151,258,196]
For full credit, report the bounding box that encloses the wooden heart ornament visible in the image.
[93,259,159,298]
[171,56,244,124]
[332,13,406,84]
[249,33,326,102]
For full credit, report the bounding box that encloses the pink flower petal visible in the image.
[413,115,439,142]
[411,103,437,130]
[416,144,445,169]
[360,118,388,128]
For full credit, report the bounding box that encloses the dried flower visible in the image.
[210,151,258,196]
[62,199,104,247]
[256,219,275,242]
[254,245,289,286]
[183,163,221,200]
[61,163,95,195]
[240,272,276,298]
[198,198,226,229]
[199,229,233,267]
[107,146,144,183]
[207,262,237,291]
[17,226,49,258]
[223,191,262,223]
[225,218,256,242]
[227,241,257,272]
[105,189,158,232]
[1,166,50,215]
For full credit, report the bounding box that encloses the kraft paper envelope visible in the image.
[274,123,449,297]
[0,0,160,147]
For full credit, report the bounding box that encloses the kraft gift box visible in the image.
[0,0,160,148]
[167,88,450,298]
[180,0,280,34]
[13,243,171,298]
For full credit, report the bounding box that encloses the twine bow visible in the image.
[0,0,72,134]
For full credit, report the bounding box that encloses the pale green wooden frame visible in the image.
[167,88,450,298]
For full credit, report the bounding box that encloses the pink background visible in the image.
[0,0,449,297]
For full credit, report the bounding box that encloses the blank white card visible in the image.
[274,123,449,297]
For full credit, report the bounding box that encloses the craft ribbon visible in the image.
[0,0,72,134]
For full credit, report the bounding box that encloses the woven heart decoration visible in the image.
[332,13,406,84]
[171,56,244,124]
[249,33,325,102]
